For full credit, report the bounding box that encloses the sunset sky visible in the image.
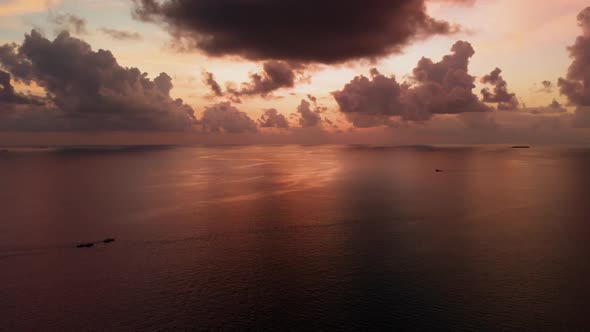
[1,0,590,145]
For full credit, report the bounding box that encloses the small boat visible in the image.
[76,243,95,248]
[103,238,116,244]
[511,146,531,149]
[435,169,444,173]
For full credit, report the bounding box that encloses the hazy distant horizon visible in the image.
[3,142,590,149]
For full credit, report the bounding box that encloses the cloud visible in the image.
[539,80,553,93]
[559,7,590,107]
[386,110,578,146]
[332,69,406,127]
[258,108,289,128]
[323,117,337,129]
[204,61,298,100]
[333,41,490,127]
[0,70,37,105]
[557,7,590,130]
[49,13,87,35]
[405,41,490,117]
[228,61,296,98]
[199,102,258,133]
[131,0,464,64]
[0,30,195,131]
[480,67,519,110]
[99,28,143,41]
[202,71,223,97]
[0,43,33,83]
[296,99,322,128]
[523,100,567,114]
[307,94,317,105]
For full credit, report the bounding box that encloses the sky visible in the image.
[1,0,590,145]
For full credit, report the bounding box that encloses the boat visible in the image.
[511,146,531,149]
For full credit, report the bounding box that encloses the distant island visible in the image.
[511,146,531,149]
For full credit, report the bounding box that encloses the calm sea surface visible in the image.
[1,145,590,331]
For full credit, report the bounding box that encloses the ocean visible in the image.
[1,145,590,330]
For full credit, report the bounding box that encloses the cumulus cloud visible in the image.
[258,108,289,128]
[559,7,590,107]
[332,69,406,127]
[480,67,519,110]
[557,7,590,129]
[49,13,87,34]
[0,30,195,131]
[296,99,323,128]
[0,43,33,82]
[405,41,490,117]
[333,41,490,127]
[199,102,257,133]
[99,28,143,41]
[131,0,464,64]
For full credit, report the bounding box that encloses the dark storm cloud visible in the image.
[49,13,88,34]
[480,67,519,110]
[258,108,290,128]
[199,102,258,133]
[296,99,323,128]
[228,61,296,98]
[559,7,590,107]
[0,30,195,131]
[202,71,223,97]
[99,28,143,41]
[131,0,464,64]
[333,41,490,127]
